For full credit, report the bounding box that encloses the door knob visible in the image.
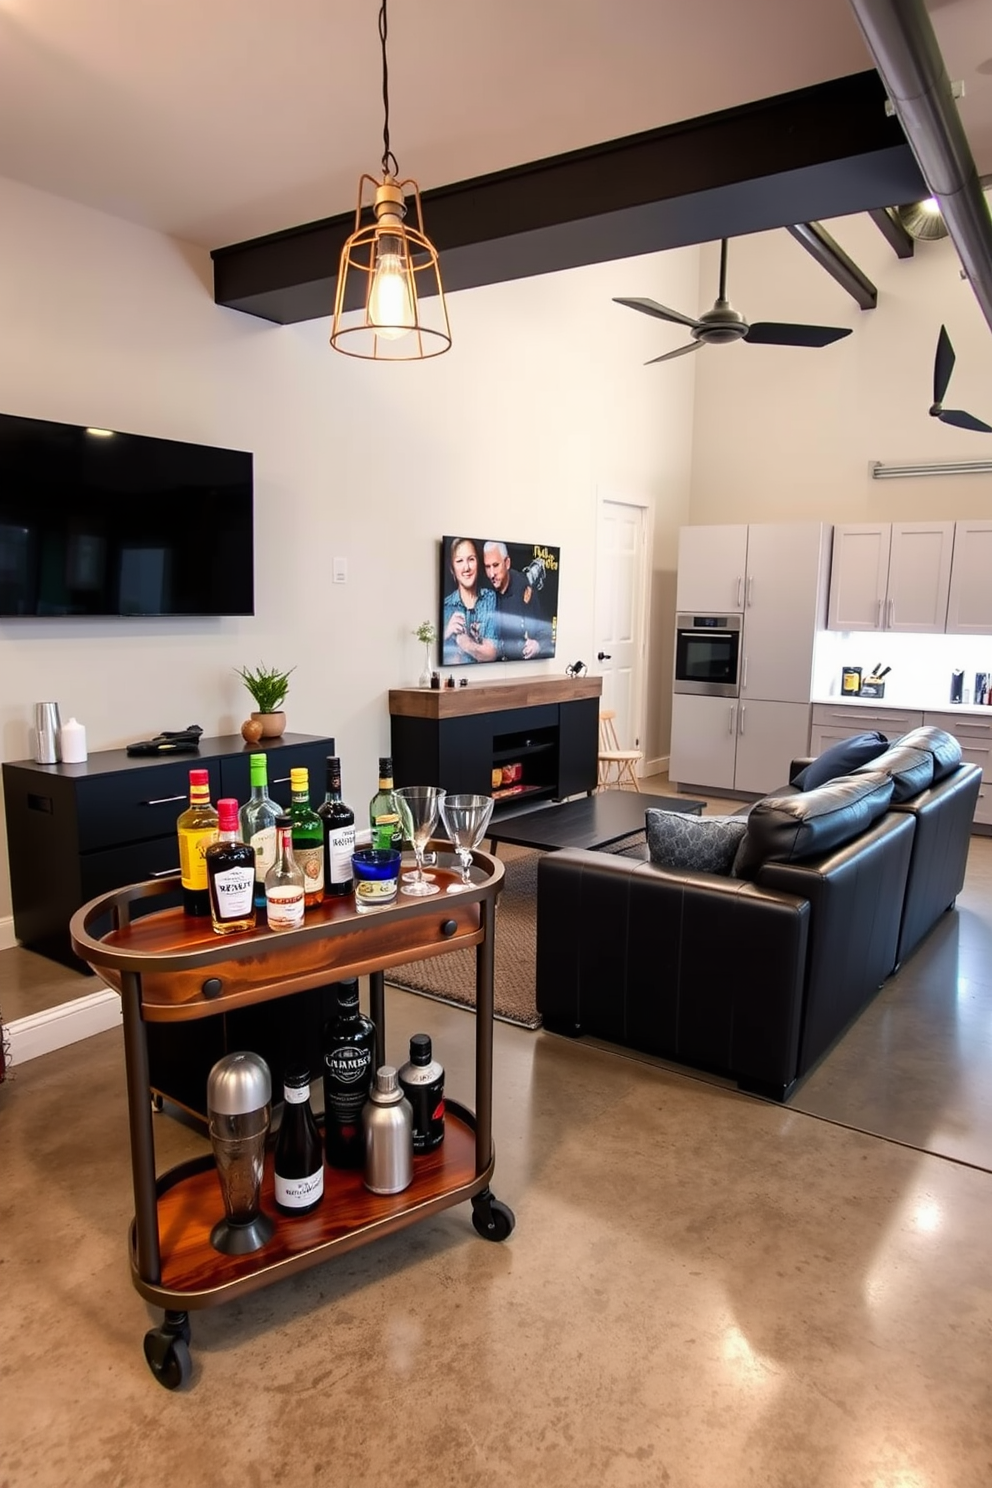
[597,652,611,661]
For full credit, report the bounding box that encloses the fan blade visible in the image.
[645,341,704,365]
[934,324,955,405]
[613,296,699,330]
[744,322,852,348]
[938,408,992,434]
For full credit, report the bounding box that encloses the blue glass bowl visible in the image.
[352,848,401,912]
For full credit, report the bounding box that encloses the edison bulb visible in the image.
[369,240,415,340]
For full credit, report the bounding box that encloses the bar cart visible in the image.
[69,847,513,1390]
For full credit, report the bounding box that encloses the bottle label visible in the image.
[293,844,325,895]
[250,825,277,881]
[355,877,398,908]
[327,824,356,882]
[274,1168,324,1208]
[283,1082,311,1105]
[266,885,305,929]
[179,826,217,890]
[212,865,255,918]
[372,813,401,852]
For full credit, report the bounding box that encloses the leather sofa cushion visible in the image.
[896,726,963,782]
[792,730,889,790]
[852,743,934,802]
[733,771,895,880]
[646,809,748,875]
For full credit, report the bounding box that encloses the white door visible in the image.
[675,525,748,613]
[734,700,811,795]
[595,498,649,755]
[826,524,891,631]
[946,521,992,633]
[669,693,738,791]
[741,523,827,702]
[886,521,954,632]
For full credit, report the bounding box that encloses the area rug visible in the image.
[386,848,543,1029]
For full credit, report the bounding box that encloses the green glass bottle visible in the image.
[239,753,279,910]
[289,766,325,907]
[369,756,402,853]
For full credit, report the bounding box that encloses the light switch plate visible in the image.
[332,557,348,584]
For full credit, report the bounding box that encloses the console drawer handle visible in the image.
[440,919,458,937]
[149,868,180,879]
[143,794,186,806]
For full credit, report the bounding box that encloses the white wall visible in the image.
[0,173,699,926]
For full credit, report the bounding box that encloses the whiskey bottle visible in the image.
[369,756,402,853]
[289,766,325,906]
[322,979,375,1169]
[205,799,256,934]
[273,1067,324,1215]
[239,753,279,910]
[265,814,305,931]
[177,768,218,917]
[317,756,356,897]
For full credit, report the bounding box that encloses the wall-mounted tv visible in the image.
[440,536,559,666]
[0,412,253,617]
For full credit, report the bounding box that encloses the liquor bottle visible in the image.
[398,1033,445,1153]
[322,979,376,1169]
[177,768,219,917]
[273,1066,325,1216]
[317,756,356,897]
[239,753,280,910]
[289,766,325,907]
[265,814,306,931]
[369,756,402,853]
[205,798,257,934]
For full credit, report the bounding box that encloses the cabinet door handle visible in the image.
[739,705,746,736]
[876,598,882,627]
[737,576,743,608]
[887,598,894,627]
[149,867,181,879]
[747,576,753,607]
[143,794,186,806]
[741,655,748,690]
[272,775,291,785]
[728,705,736,734]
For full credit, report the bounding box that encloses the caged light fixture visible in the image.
[329,0,451,361]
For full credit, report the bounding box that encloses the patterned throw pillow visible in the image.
[645,809,749,876]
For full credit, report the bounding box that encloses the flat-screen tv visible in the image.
[0,412,253,617]
[439,536,559,666]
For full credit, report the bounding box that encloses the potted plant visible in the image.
[236,663,295,739]
[413,621,436,687]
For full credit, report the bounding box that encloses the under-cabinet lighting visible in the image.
[870,458,992,479]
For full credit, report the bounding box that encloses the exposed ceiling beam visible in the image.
[868,205,915,257]
[212,70,923,326]
[786,221,878,308]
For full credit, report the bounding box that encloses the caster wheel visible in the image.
[472,1195,515,1242]
[143,1328,192,1390]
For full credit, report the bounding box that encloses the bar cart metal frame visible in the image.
[70,846,512,1389]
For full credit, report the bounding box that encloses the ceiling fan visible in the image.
[614,238,852,364]
[930,325,991,432]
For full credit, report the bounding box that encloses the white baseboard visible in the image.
[5,987,121,1067]
[644,755,669,778]
[0,916,16,952]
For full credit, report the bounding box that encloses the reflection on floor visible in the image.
[2,785,992,1484]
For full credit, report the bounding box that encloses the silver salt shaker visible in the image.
[363,1066,413,1194]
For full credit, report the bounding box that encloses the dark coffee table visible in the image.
[487,789,706,854]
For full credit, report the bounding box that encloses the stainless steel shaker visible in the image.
[34,701,62,763]
[207,1051,275,1255]
[363,1066,413,1194]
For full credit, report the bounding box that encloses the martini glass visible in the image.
[439,793,495,892]
[393,786,444,897]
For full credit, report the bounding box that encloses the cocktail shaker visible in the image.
[34,702,62,763]
[207,1051,275,1255]
[363,1066,413,1194]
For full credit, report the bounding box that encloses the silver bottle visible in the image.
[363,1066,413,1195]
[35,701,62,764]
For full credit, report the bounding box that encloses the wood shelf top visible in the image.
[389,673,602,719]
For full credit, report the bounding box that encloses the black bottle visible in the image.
[317,756,356,897]
[322,979,376,1169]
[397,1033,445,1153]
[273,1066,324,1216]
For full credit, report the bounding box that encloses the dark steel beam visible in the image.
[212,70,922,325]
[786,221,878,308]
[869,205,915,257]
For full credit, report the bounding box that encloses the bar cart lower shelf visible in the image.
[70,849,514,1390]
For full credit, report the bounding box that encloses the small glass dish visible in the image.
[352,848,401,912]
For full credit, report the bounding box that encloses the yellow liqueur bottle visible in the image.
[176,768,218,917]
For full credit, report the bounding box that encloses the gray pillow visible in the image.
[645,809,748,876]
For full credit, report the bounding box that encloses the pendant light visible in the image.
[330,0,451,361]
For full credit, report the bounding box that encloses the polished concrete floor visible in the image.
[2,801,992,1486]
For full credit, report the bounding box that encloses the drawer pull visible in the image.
[201,977,223,999]
[143,794,186,806]
[149,868,180,879]
[28,793,53,813]
[440,919,458,937]
[271,775,291,785]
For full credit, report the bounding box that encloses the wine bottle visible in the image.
[239,753,279,910]
[317,756,356,897]
[273,1066,324,1215]
[205,798,256,934]
[177,768,219,917]
[265,814,305,931]
[322,979,375,1169]
[369,756,402,853]
[398,1033,445,1153]
[289,766,325,906]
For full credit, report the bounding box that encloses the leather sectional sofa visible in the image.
[535,728,981,1100]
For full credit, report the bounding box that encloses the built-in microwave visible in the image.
[673,613,742,697]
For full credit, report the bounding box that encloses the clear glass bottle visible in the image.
[369,755,402,853]
[322,979,375,1169]
[273,1066,324,1216]
[265,813,305,931]
[239,753,279,910]
[289,766,325,906]
[176,768,219,917]
[317,756,356,897]
[205,798,257,934]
